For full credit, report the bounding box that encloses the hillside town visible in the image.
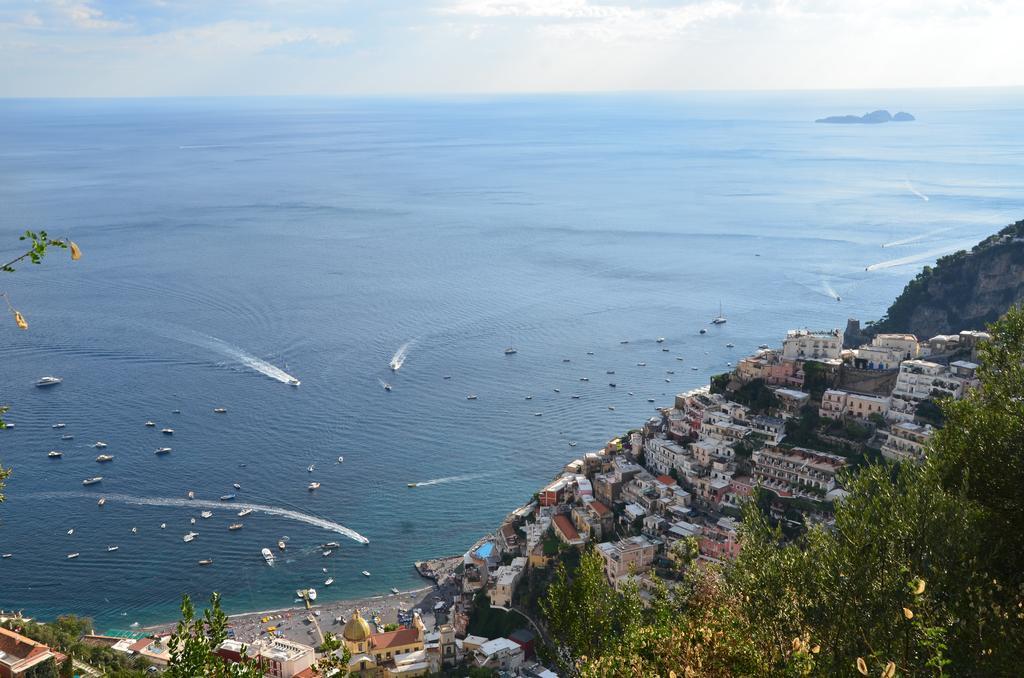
[0,321,990,678]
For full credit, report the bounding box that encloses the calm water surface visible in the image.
[1,90,1021,628]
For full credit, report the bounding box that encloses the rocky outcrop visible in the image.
[870,219,1024,338]
[816,110,915,124]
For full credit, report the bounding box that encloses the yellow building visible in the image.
[342,609,430,677]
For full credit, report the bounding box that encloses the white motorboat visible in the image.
[362,570,371,577]
[636,362,646,367]
[96,454,114,462]
[391,588,399,594]
[287,378,301,387]
[160,523,166,529]
[198,559,213,566]
[278,540,287,550]
[200,511,213,519]
[308,482,321,490]
[657,337,665,343]
[238,508,253,517]
[145,421,156,427]
[1,553,11,559]
[190,518,196,524]
[48,450,63,458]
[161,428,174,435]
[569,441,577,447]
[187,490,195,499]
[525,395,533,400]
[220,494,236,501]
[307,464,315,473]
[504,347,517,355]
[155,447,172,455]
[262,547,275,565]
[61,434,74,440]
[608,406,616,411]
[93,441,108,449]
[66,552,79,559]
[322,549,333,557]
[52,423,66,429]
[107,545,119,552]
[466,394,477,400]
[533,412,542,417]
[36,376,62,387]
[383,383,392,391]
[758,344,770,350]
[324,577,335,586]
[580,377,589,382]
[213,407,227,413]
[233,483,241,490]
[228,523,243,531]
[726,343,735,348]
[183,532,198,543]
[82,477,102,486]
[337,456,344,463]
[97,497,106,506]
[131,527,137,534]
[67,528,74,535]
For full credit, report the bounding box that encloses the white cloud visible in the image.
[53,0,130,30]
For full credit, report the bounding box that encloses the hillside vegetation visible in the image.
[543,306,1024,677]
[871,219,1024,338]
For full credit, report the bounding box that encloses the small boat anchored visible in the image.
[219,494,236,501]
[362,570,371,577]
[198,559,213,566]
[66,552,79,559]
[98,497,106,506]
[213,407,227,413]
[200,511,213,519]
[93,441,108,449]
[407,482,418,488]
[48,450,63,458]
[262,547,275,565]
[82,477,102,486]
[107,545,119,552]
[324,577,335,586]
[308,482,321,491]
[238,508,253,517]
[161,428,174,435]
[36,376,63,387]
[95,454,114,462]
[466,394,478,400]
[52,423,66,429]
[145,421,156,427]
[228,523,243,531]
[155,447,172,455]
[184,532,198,542]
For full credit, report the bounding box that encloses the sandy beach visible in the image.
[144,556,464,646]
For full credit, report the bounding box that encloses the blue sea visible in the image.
[1,90,1022,628]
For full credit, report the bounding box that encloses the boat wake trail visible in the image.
[156,326,299,385]
[39,492,369,544]
[821,280,840,301]
[413,473,491,488]
[882,227,953,248]
[905,180,930,202]
[866,242,975,272]
[389,340,415,371]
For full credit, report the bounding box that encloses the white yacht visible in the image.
[308,482,321,490]
[656,337,665,343]
[66,552,79,559]
[228,523,243,531]
[383,383,392,391]
[155,447,171,455]
[238,508,253,517]
[183,532,198,543]
[98,497,106,506]
[362,570,371,577]
[233,483,241,490]
[131,527,137,534]
[307,464,315,473]
[61,434,74,440]
[322,549,333,557]
[337,456,344,463]
[95,454,114,462]
[82,477,102,486]
[287,378,301,387]
[466,394,477,400]
[107,545,119,552]
[161,428,174,435]
[48,450,63,458]
[36,376,62,387]
[187,490,195,499]
[67,528,74,535]
[213,407,227,414]
[52,423,66,429]
[324,577,335,586]
[391,588,400,594]
[145,421,156,427]
[262,547,275,565]
[200,511,213,519]
[711,302,727,324]
[278,539,287,550]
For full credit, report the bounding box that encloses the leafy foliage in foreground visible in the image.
[542,307,1024,676]
[0,615,152,677]
[166,593,263,678]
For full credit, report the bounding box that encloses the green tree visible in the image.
[313,631,350,676]
[166,593,263,677]
[59,656,73,678]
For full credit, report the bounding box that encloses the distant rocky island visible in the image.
[816,109,915,124]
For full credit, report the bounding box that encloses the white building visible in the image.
[881,422,935,463]
[473,638,525,673]
[889,360,974,422]
[489,557,527,608]
[782,329,843,362]
[819,389,889,421]
[643,436,690,476]
[752,445,847,497]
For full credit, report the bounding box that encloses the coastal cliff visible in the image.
[816,109,915,124]
[870,218,1024,338]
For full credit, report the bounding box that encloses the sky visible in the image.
[0,0,1022,96]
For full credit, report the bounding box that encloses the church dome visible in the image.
[343,609,372,643]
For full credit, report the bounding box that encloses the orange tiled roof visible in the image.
[371,627,420,651]
[0,626,51,662]
[553,514,580,540]
[589,500,611,517]
[657,474,677,486]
